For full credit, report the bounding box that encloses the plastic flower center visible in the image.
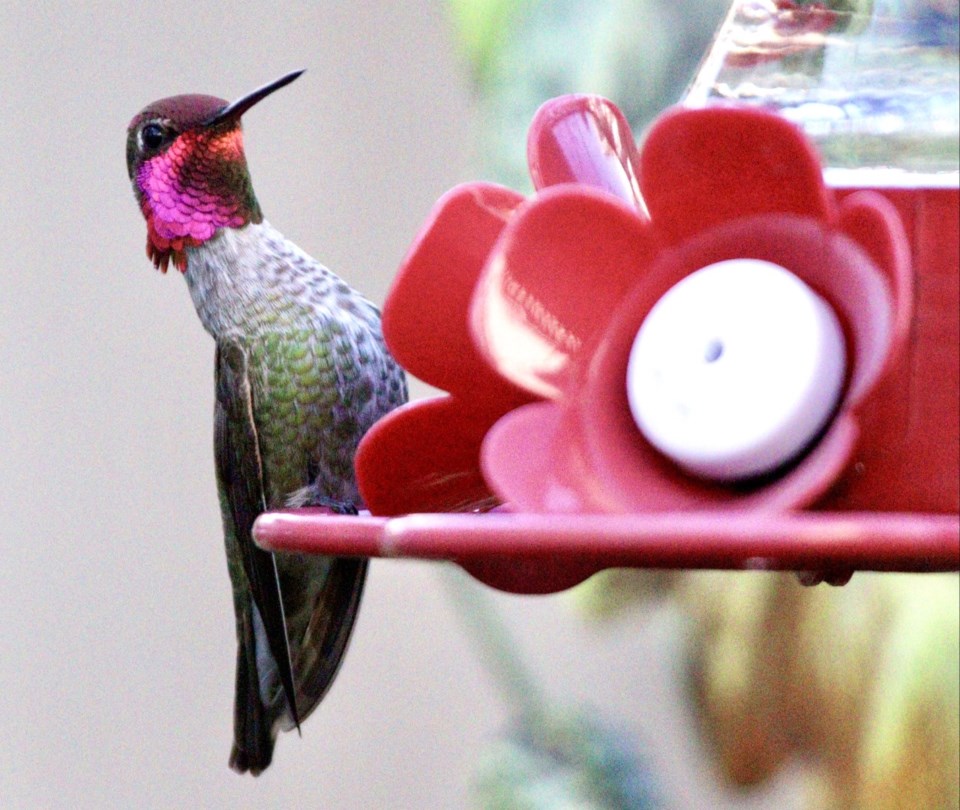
[625,259,847,481]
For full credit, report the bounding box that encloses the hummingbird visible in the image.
[126,70,407,775]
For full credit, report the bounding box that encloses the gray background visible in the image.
[0,3,801,808]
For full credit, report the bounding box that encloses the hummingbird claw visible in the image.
[285,485,359,514]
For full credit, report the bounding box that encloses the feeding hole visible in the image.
[704,339,724,363]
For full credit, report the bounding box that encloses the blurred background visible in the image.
[1,2,956,808]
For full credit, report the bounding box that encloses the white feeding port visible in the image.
[626,259,847,481]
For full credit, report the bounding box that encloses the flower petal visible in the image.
[640,106,833,245]
[527,94,646,209]
[382,182,531,407]
[480,401,592,513]
[837,190,913,391]
[356,396,502,516]
[472,185,658,399]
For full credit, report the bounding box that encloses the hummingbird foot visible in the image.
[284,485,359,515]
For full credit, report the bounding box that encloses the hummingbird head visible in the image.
[126,70,303,273]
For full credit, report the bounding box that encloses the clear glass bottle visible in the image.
[685,0,959,186]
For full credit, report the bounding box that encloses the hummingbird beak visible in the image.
[203,69,305,128]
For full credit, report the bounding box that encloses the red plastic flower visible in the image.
[357,95,911,521]
[473,98,911,515]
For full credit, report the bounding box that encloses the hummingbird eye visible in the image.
[139,122,171,152]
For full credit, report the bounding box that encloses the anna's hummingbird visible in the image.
[126,71,407,775]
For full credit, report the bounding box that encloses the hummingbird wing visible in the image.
[281,527,368,722]
[214,339,301,740]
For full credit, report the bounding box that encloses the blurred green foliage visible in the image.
[474,709,658,810]
[446,0,729,187]
[441,567,657,809]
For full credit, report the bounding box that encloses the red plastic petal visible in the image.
[527,94,646,209]
[640,106,833,245]
[382,182,531,408]
[472,185,658,399]
[355,396,503,516]
[480,401,591,514]
[837,190,913,379]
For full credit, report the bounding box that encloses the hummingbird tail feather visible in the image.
[229,608,276,776]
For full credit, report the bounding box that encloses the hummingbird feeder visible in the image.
[254,1,960,593]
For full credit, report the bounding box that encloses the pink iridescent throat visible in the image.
[137,127,261,273]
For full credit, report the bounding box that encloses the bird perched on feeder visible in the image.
[125,70,407,774]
